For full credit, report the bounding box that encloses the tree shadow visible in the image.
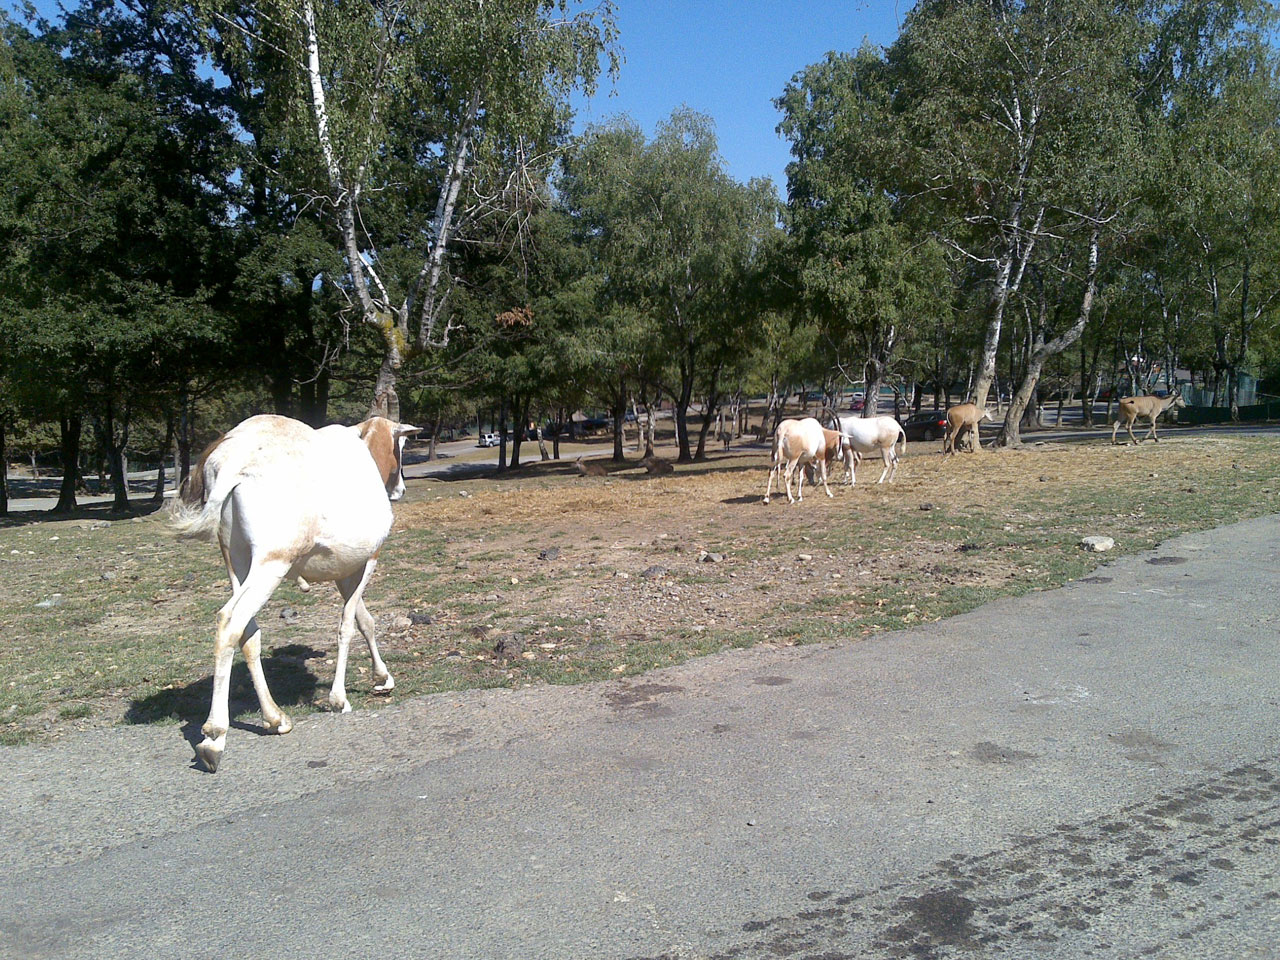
[125,643,324,732]
[402,445,772,491]
[0,498,167,529]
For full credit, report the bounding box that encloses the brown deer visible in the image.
[641,454,674,475]
[943,404,994,455]
[575,456,609,477]
[1111,393,1186,444]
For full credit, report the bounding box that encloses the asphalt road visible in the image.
[3,517,1280,959]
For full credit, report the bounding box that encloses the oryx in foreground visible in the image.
[171,414,420,772]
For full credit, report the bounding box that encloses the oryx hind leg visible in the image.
[199,555,289,773]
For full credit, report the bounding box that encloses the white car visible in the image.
[477,432,501,448]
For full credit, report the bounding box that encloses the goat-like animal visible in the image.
[943,404,993,455]
[641,454,674,475]
[575,456,609,477]
[170,414,419,772]
[764,418,837,504]
[1111,394,1185,444]
[833,415,906,484]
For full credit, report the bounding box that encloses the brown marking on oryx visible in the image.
[806,427,851,484]
[180,432,228,507]
[357,417,412,498]
[944,404,994,455]
[1111,394,1186,445]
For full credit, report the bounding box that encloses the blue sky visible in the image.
[575,1,913,195]
[8,0,911,194]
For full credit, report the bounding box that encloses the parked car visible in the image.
[477,432,501,448]
[901,410,949,442]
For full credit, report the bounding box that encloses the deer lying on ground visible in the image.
[641,454,674,475]
[764,417,839,504]
[1111,393,1186,444]
[832,415,907,484]
[170,414,420,772]
[575,456,609,477]
[943,403,994,455]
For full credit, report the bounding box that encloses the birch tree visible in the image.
[885,0,1134,410]
[198,0,617,418]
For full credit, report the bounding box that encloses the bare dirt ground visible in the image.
[3,432,1279,745]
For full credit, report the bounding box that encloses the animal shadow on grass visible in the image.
[125,644,324,748]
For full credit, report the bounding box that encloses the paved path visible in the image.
[2,517,1279,959]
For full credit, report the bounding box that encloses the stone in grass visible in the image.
[641,565,668,579]
[409,611,434,626]
[538,546,561,561]
[698,551,725,564]
[280,606,301,625]
[1080,536,1115,553]
[35,594,64,609]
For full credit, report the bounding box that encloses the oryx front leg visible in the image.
[330,562,376,714]
[818,460,834,498]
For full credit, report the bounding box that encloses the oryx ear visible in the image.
[395,423,423,438]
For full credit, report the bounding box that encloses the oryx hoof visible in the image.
[265,713,293,735]
[195,736,225,773]
[328,693,352,714]
[373,675,395,694]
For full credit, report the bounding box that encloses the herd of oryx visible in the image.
[764,392,1186,505]
[170,390,1184,771]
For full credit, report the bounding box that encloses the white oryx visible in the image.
[832,414,907,484]
[170,414,420,772]
[764,417,840,504]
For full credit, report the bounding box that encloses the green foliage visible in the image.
[561,109,781,457]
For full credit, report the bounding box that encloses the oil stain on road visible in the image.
[634,759,1280,959]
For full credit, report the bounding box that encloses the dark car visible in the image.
[901,410,949,441]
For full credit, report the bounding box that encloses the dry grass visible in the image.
[2,433,1278,745]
